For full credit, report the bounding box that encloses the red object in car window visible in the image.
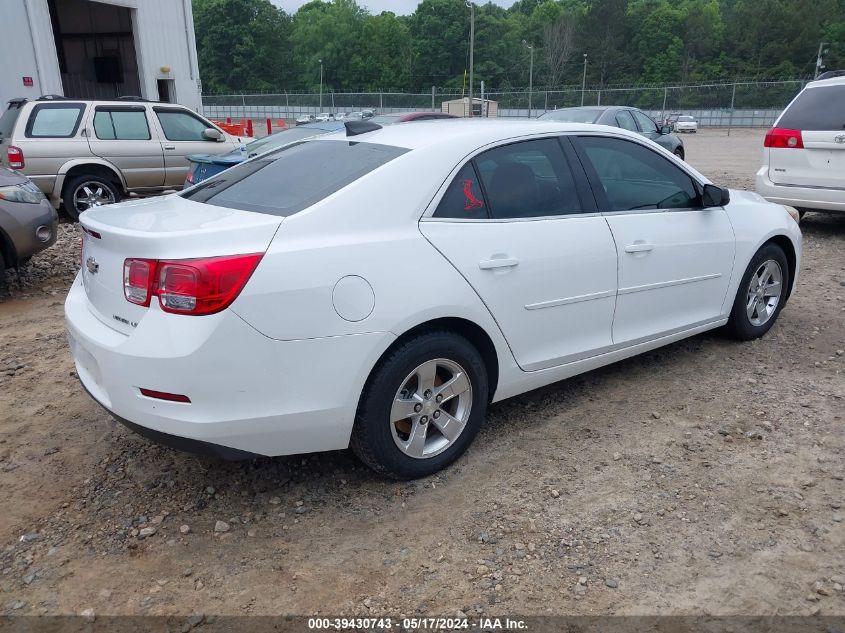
[463,179,484,211]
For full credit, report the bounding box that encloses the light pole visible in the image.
[466,1,474,117]
[522,40,534,118]
[318,58,323,110]
[580,53,588,106]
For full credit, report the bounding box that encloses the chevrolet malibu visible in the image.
[66,120,802,479]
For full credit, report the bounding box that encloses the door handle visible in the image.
[624,242,654,253]
[479,257,519,270]
[164,145,176,150]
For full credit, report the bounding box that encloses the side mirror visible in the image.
[202,128,224,142]
[660,125,672,135]
[702,183,730,207]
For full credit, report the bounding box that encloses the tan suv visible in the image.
[0,97,245,219]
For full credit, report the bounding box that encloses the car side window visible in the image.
[433,162,487,220]
[154,109,212,141]
[26,104,85,138]
[614,111,639,132]
[94,108,151,140]
[474,138,582,219]
[578,136,701,211]
[632,110,658,134]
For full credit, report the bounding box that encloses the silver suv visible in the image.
[0,97,245,219]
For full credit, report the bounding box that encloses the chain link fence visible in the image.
[201,79,806,129]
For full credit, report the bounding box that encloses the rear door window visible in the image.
[474,138,582,219]
[778,85,845,131]
[182,140,408,216]
[26,103,85,138]
[93,107,151,140]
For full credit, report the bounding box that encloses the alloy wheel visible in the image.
[390,358,473,459]
[745,259,783,326]
[73,181,115,214]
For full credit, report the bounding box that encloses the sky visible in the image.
[270,0,518,15]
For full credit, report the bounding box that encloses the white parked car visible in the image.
[295,114,316,125]
[674,115,698,133]
[755,75,845,215]
[314,113,334,122]
[66,120,801,479]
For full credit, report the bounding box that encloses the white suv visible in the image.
[755,76,845,215]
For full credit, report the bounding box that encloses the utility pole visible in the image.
[580,53,588,106]
[466,1,475,117]
[523,40,534,118]
[318,59,323,110]
[815,42,828,79]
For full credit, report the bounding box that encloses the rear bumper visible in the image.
[65,273,395,457]
[755,167,845,213]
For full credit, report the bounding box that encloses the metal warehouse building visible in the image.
[1,0,202,111]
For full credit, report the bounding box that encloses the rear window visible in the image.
[182,139,408,216]
[540,109,601,124]
[0,103,24,139]
[26,103,85,138]
[778,85,845,131]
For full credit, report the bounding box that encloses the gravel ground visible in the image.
[0,128,843,619]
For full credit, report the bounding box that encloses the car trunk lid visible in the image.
[79,195,282,335]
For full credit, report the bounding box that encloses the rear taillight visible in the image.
[7,146,24,169]
[124,258,156,306]
[764,128,804,149]
[185,168,195,184]
[123,253,263,315]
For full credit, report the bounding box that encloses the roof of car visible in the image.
[317,118,635,151]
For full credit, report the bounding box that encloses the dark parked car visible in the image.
[185,121,345,187]
[368,112,458,125]
[540,106,686,159]
[0,167,58,282]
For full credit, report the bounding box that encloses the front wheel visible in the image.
[673,147,685,160]
[351,331,489,479]
[724,243,790,340]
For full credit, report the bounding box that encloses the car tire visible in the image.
[673,147,685,160]
[62,174,121,221]
[724,242,790,341]
[351,330,489,480]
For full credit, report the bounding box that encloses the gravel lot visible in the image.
[0,128,843,619]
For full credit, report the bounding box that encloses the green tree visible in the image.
[193,0,292,93]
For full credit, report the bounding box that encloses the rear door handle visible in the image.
[624,242,654,253]
[479,257,519,270]
[164,145,176,150]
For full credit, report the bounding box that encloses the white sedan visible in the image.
[66,120,802,479]
[674,115,698,132]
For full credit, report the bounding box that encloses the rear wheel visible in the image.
[673,147,685,160]
[724,243,790,340]
[351,330,488,479]
[62,174,121,221]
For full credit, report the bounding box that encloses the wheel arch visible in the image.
[765,234,797,301]
[369,317,500,403]
[55,160,126,199]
